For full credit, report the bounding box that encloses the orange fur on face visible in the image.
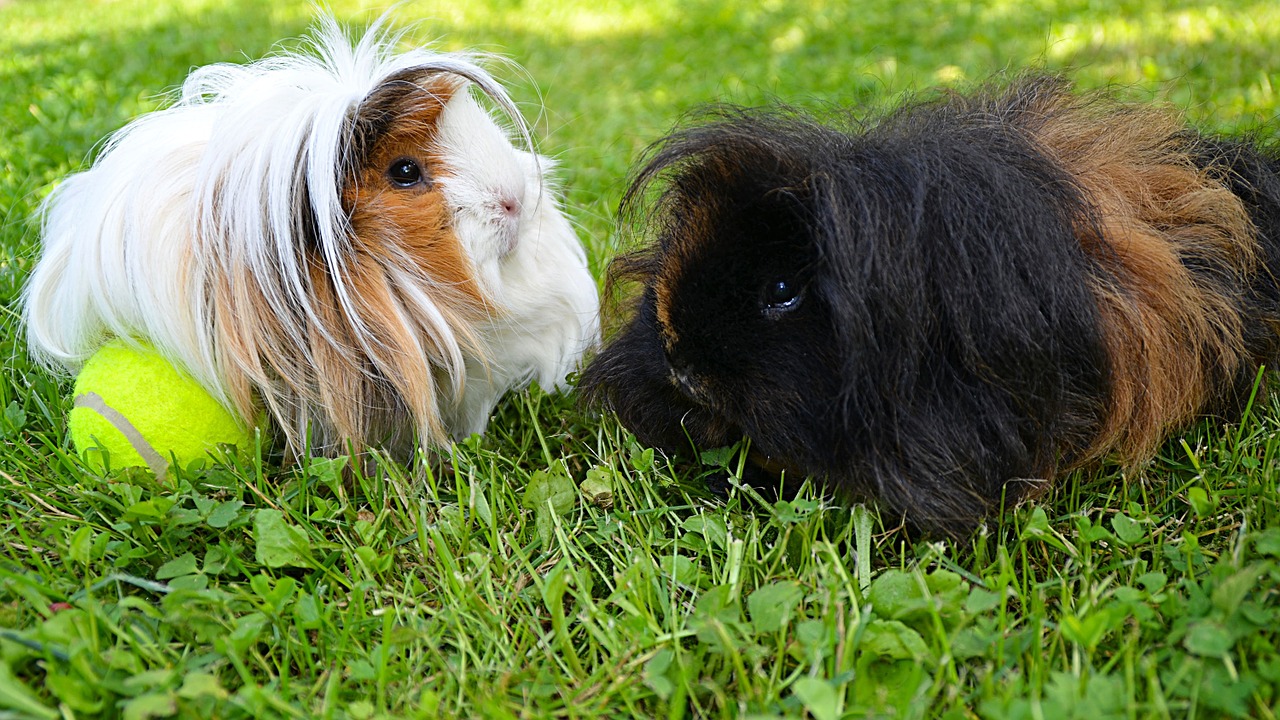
[653,224,692,354]
[1027,93,1259,467]
[332,75,492,447]
[344,78,484,304]
[212,74,495,454]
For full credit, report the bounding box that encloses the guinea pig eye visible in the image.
[761,278,803,315]
[387,157,428,188]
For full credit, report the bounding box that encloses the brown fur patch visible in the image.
[651,192,723,356]
[344,75,483,304]
[212,73,494,455]
[1027,90,1258,466]
[331,74,491,447]
[653,267,678,353]
[211,263,298,447]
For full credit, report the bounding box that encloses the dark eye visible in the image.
[387,157,426,188]
[762,278,802,314]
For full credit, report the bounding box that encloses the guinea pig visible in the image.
[580,75,1280,536]
[23,15,600,458]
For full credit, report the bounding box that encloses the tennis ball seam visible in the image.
[74,391,170,475]
[69,339,251,474]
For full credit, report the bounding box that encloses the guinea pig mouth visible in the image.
[499,228,519,257]
[668,367,708,402]
[496,192,524,257]
[496,216,520,257]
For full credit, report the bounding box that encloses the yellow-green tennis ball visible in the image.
[69,339,250,474]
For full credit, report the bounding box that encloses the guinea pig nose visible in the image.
[492,188,523,220]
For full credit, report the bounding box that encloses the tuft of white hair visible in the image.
[23,14,600,456]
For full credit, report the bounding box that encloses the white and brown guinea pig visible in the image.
[581,76,1280,537]
[23,15,600,457]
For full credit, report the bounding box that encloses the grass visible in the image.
[2,0,1279,717]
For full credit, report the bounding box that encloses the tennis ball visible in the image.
[69,339,251,474]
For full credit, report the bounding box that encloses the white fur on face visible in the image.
[23,15,600,455]
[432,92,601,438]
[435,92,532,270]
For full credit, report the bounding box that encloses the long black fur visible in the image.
[581,76,1280,536]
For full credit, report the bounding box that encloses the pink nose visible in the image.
[499,195,521,217]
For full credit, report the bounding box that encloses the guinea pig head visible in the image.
[581,114,849,476]
[318,73,508,446]
[200,58,546,454]
[228,60,596,455]
[338,74,599,445]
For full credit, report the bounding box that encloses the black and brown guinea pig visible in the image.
[581,75,1280,536]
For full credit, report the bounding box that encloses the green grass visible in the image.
[2,0,1280,717]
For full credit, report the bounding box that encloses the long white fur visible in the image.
[23,15,599,454]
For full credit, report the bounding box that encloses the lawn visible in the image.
[2,0,1279,717]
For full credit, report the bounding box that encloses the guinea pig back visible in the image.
[581,76,1280,536]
